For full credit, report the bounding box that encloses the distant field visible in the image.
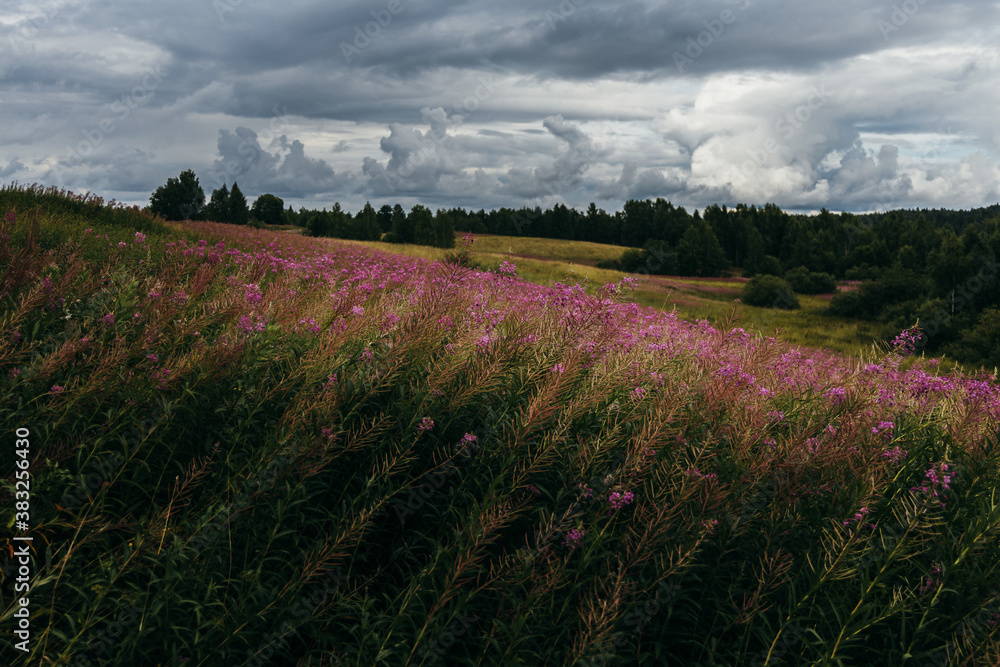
[465,233,629,265]
[463,232,891,362]
[321,231,942,366]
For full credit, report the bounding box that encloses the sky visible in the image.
[2,0,1000,216]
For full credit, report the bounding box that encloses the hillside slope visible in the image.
[2,185,1000,666]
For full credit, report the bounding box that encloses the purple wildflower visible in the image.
[563,528,585,550]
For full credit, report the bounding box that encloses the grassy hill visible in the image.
[2,184,1000,665]
[341,231,890,363]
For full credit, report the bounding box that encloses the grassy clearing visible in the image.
[462,233,629,266]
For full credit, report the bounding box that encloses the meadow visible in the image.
[2,184,1000,666]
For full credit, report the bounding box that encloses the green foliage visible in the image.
[250,193,285,226]
[228,181,249,225]
[676,218,729,277]
[830,267,928,320]
[203,183,230,223]
[946,308,1000,369]
[742,274,800,309]
[4,185,1000,666]
[784,266,838,294]
[149,169,205,221]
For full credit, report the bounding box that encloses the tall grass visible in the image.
[2,184,999,665]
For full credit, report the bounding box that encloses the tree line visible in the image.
[148,169,1000,367]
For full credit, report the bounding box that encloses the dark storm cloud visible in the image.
[2,0,999,213]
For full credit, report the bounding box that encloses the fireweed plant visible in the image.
[1,183,1000,665]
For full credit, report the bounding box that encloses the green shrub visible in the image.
[784,266,837,294]
[741,275,799,309]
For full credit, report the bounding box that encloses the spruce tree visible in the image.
[204,184,230,223]
[228,182,249,225]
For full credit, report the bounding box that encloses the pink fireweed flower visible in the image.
[437,315,453,329]
[418,417,434,432]
[351,305,365,316]
[551,363,565,374]
[118,241,127,249]
[563,528,585,550]
[843,507,870,526]
[701,519,719,534]
[147,354,159,363]
[882,446,907,463]
[767,410,785,422]
[577,483,595,500]
[8,368,21,379]
[236,315,268,335]
[101,313,115,326]
[460,433,478,447]
[243,283,263,305]
[824,386,847,403]
[918,565,942,597]
[50,385,64,393]
[382,313,400,331]
[608,491,635,510]
[872,421,895,439]
[892,326,922,356]
[134,231,146,243]
[498,260,517,276]
[631,387,646,400]
[911,463,952,506]
[4,210,16,223]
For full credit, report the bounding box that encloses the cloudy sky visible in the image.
[2,0,1000,215]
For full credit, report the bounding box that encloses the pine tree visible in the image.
[228,182,249,225]
[357,202,381,240]
[410,205,436,246]
[149,169,205,221]
[388,204,413,244]
[204,184,230,223]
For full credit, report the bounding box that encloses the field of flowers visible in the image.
[2,184,1000,665]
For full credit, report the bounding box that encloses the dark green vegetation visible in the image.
[741,276,800,310]
[3,184,1000,665]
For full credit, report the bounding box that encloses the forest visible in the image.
[293,198,1000,370]
[149,170,1000,369]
